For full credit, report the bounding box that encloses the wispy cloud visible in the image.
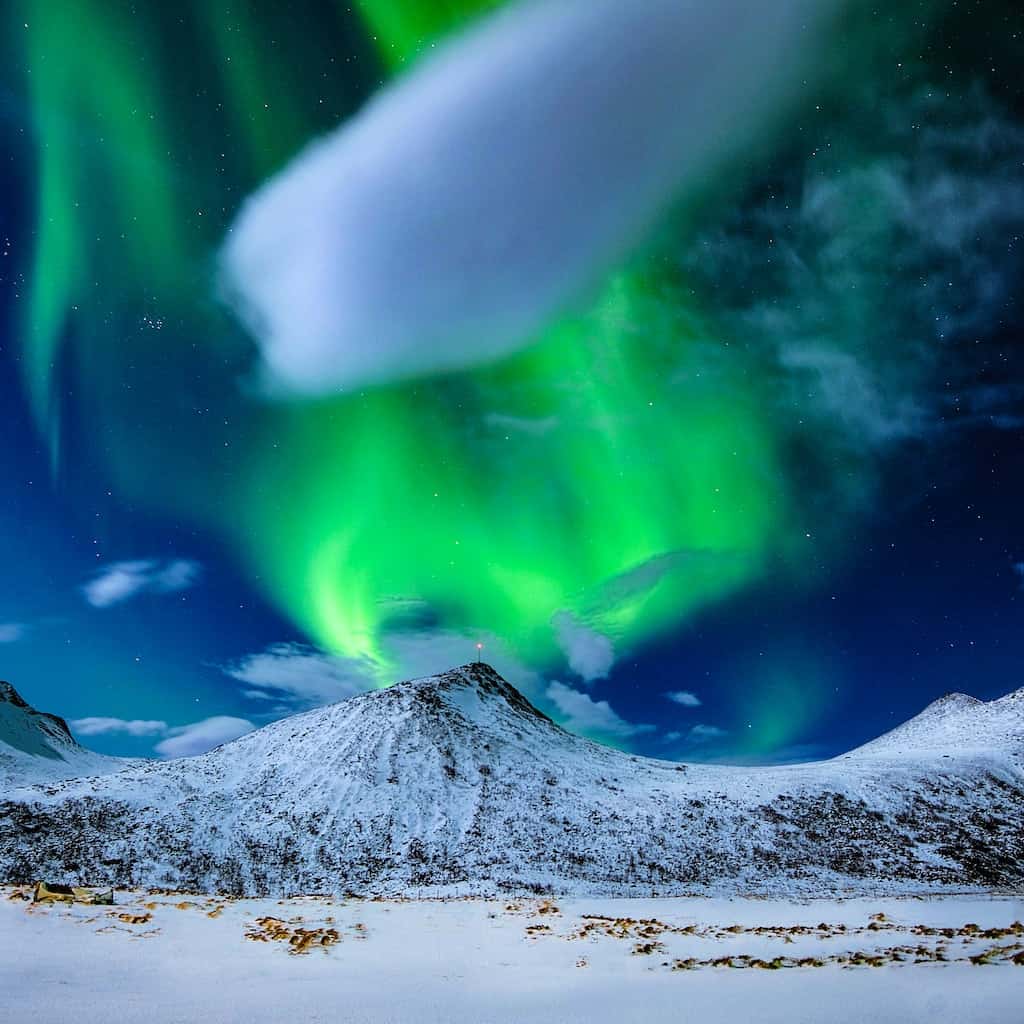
[545,680,654,740]
[70,717,168,738]
[224,629,547,714]
[687,724,728,742]
[483,413,559,437]
[664,690,701,707]
[223,642,376,709]
[82,559,201,608]
[70,711,254,757]
[153,717,255,758]
[685,83,1024,452]
[552,611,614,683]
[0,623,26,644]
[776,342,923,444]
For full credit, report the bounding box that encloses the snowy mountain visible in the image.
[1,664,1021,896]
[844,688,1024,757]
[0,681,123,791]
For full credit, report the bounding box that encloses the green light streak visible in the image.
[15,0,805,686]
[724,653,835,760]
[353,0,503,68]
[236,266,785,674]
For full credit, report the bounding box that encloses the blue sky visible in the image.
[1,0,1022,763]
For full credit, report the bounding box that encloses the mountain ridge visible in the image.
[845,684,1024,758]
[1,664,1021,896]
[0,680,122,790]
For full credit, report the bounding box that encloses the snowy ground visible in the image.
[3,886,1022,1023]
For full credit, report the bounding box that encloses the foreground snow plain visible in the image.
[4,887,1022,1023]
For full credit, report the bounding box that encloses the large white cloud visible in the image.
[220,0,843,395]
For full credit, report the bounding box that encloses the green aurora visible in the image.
[8,0,949,728]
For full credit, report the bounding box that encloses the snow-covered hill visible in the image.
[1,664,1021,896]
[0,681,124,791]
[844,689,1024,758]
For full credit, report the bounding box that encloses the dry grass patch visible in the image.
[115,911,152,925]
[245,915,341,955]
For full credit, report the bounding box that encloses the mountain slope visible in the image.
[0,681,123,790]
[1,664,1022,896]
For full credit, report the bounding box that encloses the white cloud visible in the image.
[552,611,613,683]
[70,717,168,738]
[665,690,702,708]
[154,560,202,592]
[545,680,654,740]
[81,560,153,607]
[0,623,26,643]
[220,0,841,395]
[154,716,255,758]
[688,724,728,742]
[82,559,201,608]
[223,642,377,708]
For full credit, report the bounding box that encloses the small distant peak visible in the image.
[925,692,981,712]
[992,685,1024,704]
[0,680,75,743]
[0,680,30,710]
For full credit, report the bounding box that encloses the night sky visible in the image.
[1,1,1021,763]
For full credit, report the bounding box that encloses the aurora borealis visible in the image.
[1,0,1022,761]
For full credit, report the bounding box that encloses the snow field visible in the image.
[4,888,1023,1023]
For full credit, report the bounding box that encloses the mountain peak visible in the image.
[435,661,506,687]
[0,680,30,710]
[412,662,555,725]
[846,684,1022,758]
[924,692,982,712]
